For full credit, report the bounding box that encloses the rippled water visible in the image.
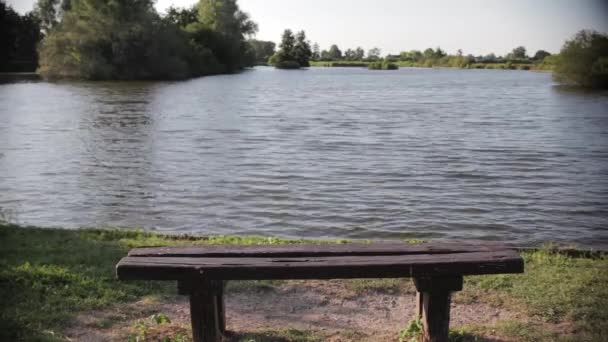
[1,67,607,247]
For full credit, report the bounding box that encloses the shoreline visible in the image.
[1,222,606,341]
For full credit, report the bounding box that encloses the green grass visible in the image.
[0,223,329,341]
[0,222,606,341]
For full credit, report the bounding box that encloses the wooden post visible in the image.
[215,280,226,334]
[413,276,463,342]
[415,291,424,320]
[185,279,223,342]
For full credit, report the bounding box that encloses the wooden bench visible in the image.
[116,243,523,342]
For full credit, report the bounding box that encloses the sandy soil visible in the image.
[64,280,554,341]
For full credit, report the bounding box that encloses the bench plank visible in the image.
[127,242,509,258]
[117,250,523,280]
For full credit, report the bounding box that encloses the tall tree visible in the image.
[533,50,551,61]
[164,5,197,27]
[34,0,70,34]
[293,30,312,67]
[509,46,527,59]
[328,44,342,60]
[354,47,365,60]
[1,1,42,72]
[278,29,295,60]
[194,0,258,71]
[312,42,320,60]
[367,47,381,61]
[247,39,275,65]
[344,48,355,61]
[554,30,608,88]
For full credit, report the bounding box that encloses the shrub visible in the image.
[368,59,398,70]
[274,60,301,69]
[554,30,608,88]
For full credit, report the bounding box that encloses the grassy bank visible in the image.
[0,222,606,341]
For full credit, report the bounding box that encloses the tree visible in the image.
[312,42,320,60]
[434,47,446,58]
[278,29,295,60]
[554,30,608,88]
[247,39,275,65]
[293,30,312,67]
[1,1,42,72]
[344,48,355,61]
[268,29,298,68]
[320,49,330,61]
[194,0,258,71]
[197,0,257,37]
[328,44,342,60]
[34,0,70,34]
[483,53,496,63]
[354,47,365,60]
[533,50,551,61]
[164,5,197,27]
[400,50,422,62]
[367,47,381,61]
[423,48,435,59]
[509,46,527,60]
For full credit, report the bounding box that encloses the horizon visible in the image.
[6,0,608,56]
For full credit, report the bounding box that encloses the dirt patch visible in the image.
[64,280,557,341]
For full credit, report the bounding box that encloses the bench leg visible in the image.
[215,280,226,334]
[188,279,223,342]
[413,276,463,342]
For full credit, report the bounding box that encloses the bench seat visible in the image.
[116,243,523,342]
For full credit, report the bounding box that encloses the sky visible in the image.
[8,0,608,56]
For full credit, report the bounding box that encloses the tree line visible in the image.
[1,0,259,80]
[1,2,606,87]
[0,1,42,72]
[272,29,606,88]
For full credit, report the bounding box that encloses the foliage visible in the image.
[247,39,275,65]
[367,47,381,61]
[268,29,312,69]
[293,30,312,67]
[508,45,528,60]
[164,5,197,28]
[0,222,334,341]
[37,0,257,80]
[0,0,42,72]
[553,29,608,88]
[533,49,551,61]
[368,59,398,70]
[398,319,423,342]
[0,223,607,341]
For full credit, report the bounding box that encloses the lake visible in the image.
[1,67,607,247]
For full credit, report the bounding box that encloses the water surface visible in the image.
[1,67,607,247]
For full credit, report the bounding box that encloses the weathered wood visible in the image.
[116,250,523,281]
[415,292,424,320]
[128,242,509,258]
[420,289,452,342]
[413,276,463,292]
[117,243,524,342]
[179,280,226,334]
[214,281,226,334]
[189,279,222,342]
[413,276,463,342]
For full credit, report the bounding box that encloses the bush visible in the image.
[368,59,398,70]
[554,30,608,88]
[274,60,301,69]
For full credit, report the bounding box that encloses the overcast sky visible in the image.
[8,0,608,56]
